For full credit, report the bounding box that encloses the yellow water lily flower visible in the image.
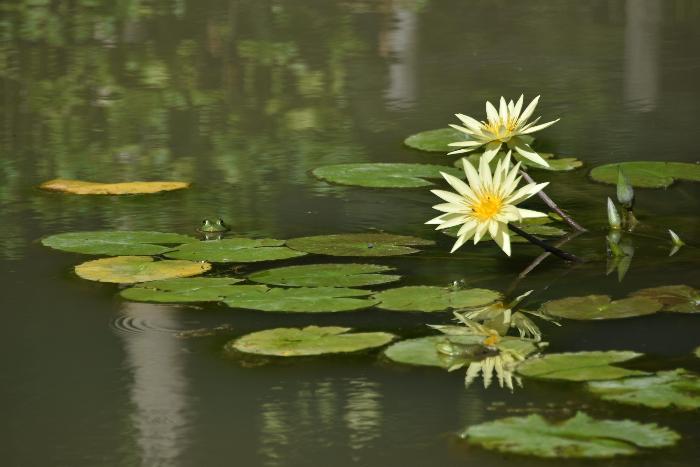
[447,95,559,167]
[426,152,548,256]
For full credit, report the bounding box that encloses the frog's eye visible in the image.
[216,218,224,224]
[202,219,210,225]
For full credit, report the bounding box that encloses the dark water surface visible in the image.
[1,1,699,466]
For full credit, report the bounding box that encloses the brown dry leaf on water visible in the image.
[39,179,190,195]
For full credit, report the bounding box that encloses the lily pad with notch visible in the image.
[461,411,679,458]
[42,231,197,256]
[247,263,400,288]
[120,277,245,303]
[539,295,662,320]
[74,256,211,284]
[516,351,649,382]
[587,369,700,410]
[164,238,306,263]
[630,285,700,313]
[223,285,378,312]
[590,162,700,188]
[312,163,463,188]
[227,326,396,356]
[373,286,501,312]
[286,233,433,257]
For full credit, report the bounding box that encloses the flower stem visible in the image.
[519,169,587,232]
[509,224,582,262]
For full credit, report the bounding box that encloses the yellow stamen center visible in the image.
[472,193,503,221]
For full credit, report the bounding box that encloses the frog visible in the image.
[198,218,230,233]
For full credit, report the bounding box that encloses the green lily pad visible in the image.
[459,151,582,172]
[120,277,245,303]
[164,238,306,263]
[587,369,700,410]
[227,326,396,356]
[42,231,196,256]
[373,286,500,312]
[223,285,378,312]
[516,351,649,382]
[630,285,700,313]
[404,128,465,152]
[461,412,679,458]
[540,295,662,320]
[74,256,211,284]
[383,335,537,369]
[590,162,700,188]
[286,233,433,257]
[247,263,400,288]
[312,163,463,188]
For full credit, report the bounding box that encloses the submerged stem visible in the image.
[519,169,587,232]
[509,224,582,262]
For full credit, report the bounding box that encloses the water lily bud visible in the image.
[616,168,634,207]
[607,198,621,230]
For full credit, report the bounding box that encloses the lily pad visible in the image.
[373,286,500,312]
[42,231,197,256]
[461,412,679,458]
[630,285,700,313]
[587,369,700,410]
[164,238,306,263]
[120,277,245,303]
[516,351,649,382]
[74,256,211,284]
[590,162,700,188]
[459,151,582,172]
[247,263,400,288]
[540,295,662,320]
[286,233,433,257]
[223,285,378,312]
[312,163,463,188]
[227,326,396,356]
[403,128,465,152]
[40,179,190,194]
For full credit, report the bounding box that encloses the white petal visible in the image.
[435,215,468,230]
[426,213,455,224]
[482,141,502,163]
[513,94,524,117]
[450,232,472,253]
[499,97,508,122]
[516,208,548,218]
[478,153,494,191]
[442,172,478,203]
[457,220,477,237]
[514,143,550,167]
[431,189,467,205]
[448,123,474,135]
[432,202,467,213]
[519,118,560,135]
[488,219,499,239]
[455,114,483,133]
[485,100,500,124]
[462,157,481,189]
[493,224,512,256]
[518,95,540,124]
[448,140,483,148]
[473,221,489,244]
[506,182,549,205]
[447,148,472,155]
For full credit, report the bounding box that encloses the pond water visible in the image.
[1,0,699,466]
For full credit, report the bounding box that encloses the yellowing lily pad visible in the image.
[120,277,245,303]
[587,369,700,410]
[373,286,500,312]
[630,285,700,313]
[286,233,433,257]
[223,285,378,312]
[74,256,211,284]
[403,128,466,152]
[516,351,649,382]
[461,412,679,458]
[164,238,306,263]
[590,162,700,188]
[42,231,196,256]
[247,263,400,287]
[227,326,396,356]
[40,179,190,195]
[312,163,463,188]
[540,295,662,320]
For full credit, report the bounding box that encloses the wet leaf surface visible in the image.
[120,277,245,302]
[587,369,700,410]
[286,233,433,257]
[403,128,465,152]
[590,162,700,188]
[461,412,679,458]
[42,231,196,256]
[630,285,700,313]
[165,238,306,263]
[373,286,501,312]
[312,163,463,188]
[247,263,400,287]
[74,256,211,284]
[516,351,649,381]
[540,295,663,320]
[39,179,190,194]
[227,326,396,356]
[223,285,378,312]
